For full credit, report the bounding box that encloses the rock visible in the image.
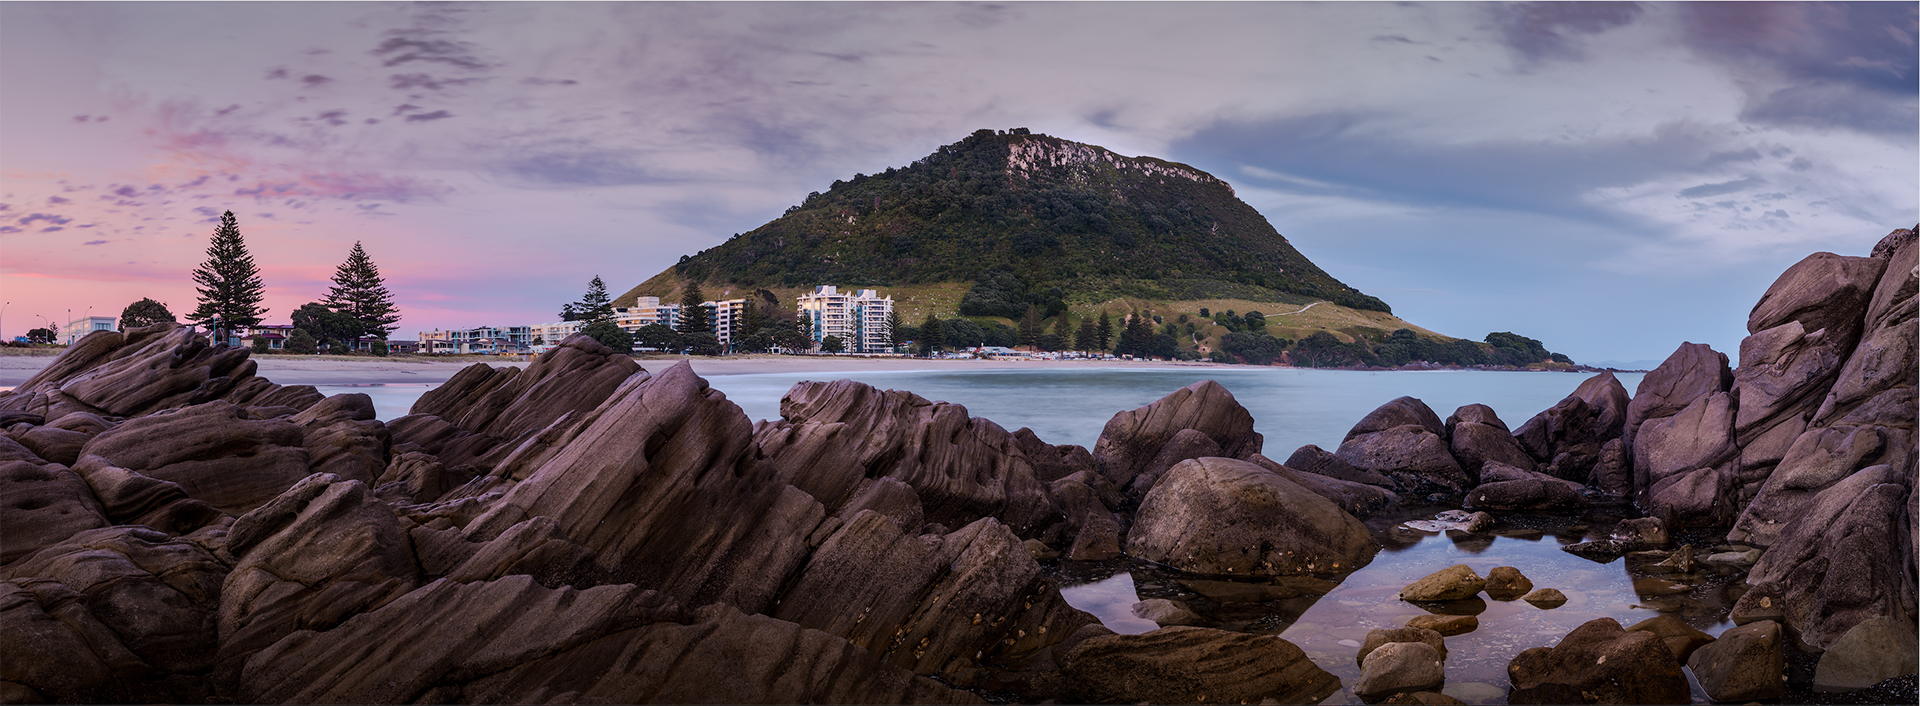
[1704,547,1762,567]
[1449,420,1535,477]
[1484,566,1533,601]
[1464,470,1585,511]
[1623,342,1733,451]
[1504,617,1689,705]
[1632,391,1738,523]
[1747,251,1885,348]
[0,449,109,563]
[1742,464,1910,648]
[1249,453,1397,517]
[837,476,928,534]
[1338,425,1471,496]
[1730,425,1892,548]
[1061,626,1341,705]
[1178,576,1339,603]
[1728,584,1787,626]
[1346,396,1448,440]
[1648,544,1694,573]
[1445,403,1509,433]
[1397,565,1486,602]
[1814,616,1920,690]
[389,335,642,475]
[1407,614,1477,637]
[1687,620,1785,702]
[1285,443,1396,488]
[1626,614,1715,663]
[756,378,1061,536]
[0,324,318,420]
[1611,517,1668,548]
[1465,511,1495,532]
[1512,373,1629,482]
[370,451,473,506]
[1355,641,1446,702]
[1559,540,1627,562]
[0,526,228,703]
[67,456,225,535]
[11,425,90,466]
[1091,380,1262,491]
[1126,457,1378,576]
[1067,513,1123,560]
[1357,627,1448,666]
[1731,320,1853,443]
[291,393,389,486]
[78,400,311,515]
[1522,589,1567,608]
[219,473,420,669]
[1131,598,1203,626]
[1812,230,1916,427]
[1589,437,1632,496]
[1413,596,1487,616]
[772,512,1094,674]
[1127,427,1223,497]
[1011,427,1095,483]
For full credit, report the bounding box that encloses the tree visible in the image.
[119,298,177,330]
[582,319,633,354]
[821,335,846,354]
[1096,311,1113,351]
[634,323,681,352]
[883,309,904,349]
[772,319,812,352]
[574,276,616,324]
[917,313,944,357]
[560,303,580,322]
[292,302,365,351]
[26,327,55,344]
[676,283,711,335]
[1018,305,1041,347]
[1047,315,1071,351]
[323,242,401,339]
[188,210,267,339]
[1074,319,1096,351]
[684,332,723,356]
[284,328,318,354]
[1243,311,1266,332]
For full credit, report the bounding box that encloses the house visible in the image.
[242,324,296,350]
[64,316,118,345]
[418,326,533,354]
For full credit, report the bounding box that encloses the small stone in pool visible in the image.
[1523,588,1568,608]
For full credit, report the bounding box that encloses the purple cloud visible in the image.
[48,195,70,204]
[17,213,72,226]
[84,240,107,245]
[404,110,453,122]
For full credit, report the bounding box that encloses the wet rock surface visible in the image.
[1127,457,1379,576]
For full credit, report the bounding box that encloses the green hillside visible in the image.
[620,128,1387,312]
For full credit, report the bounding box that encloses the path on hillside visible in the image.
[1266,301,1328,317]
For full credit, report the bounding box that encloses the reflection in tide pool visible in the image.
[310,383,437,421]
[1059,573,1161,635]
[1056,515,1742,705]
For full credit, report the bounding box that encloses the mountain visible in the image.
[620,128,1388,313]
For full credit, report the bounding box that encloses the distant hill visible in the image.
[620,128,1388,313]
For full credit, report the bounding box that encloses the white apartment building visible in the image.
[528,321,585,353]
[614,297,681,333]
[706,299,746,348]
[64,316,118,344]
[418,325,532,354]
[795,285,893,353]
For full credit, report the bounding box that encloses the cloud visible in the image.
[494,144,661,187]
[48,195,70,204]
[17,213,72,226]
[1494,2,1645,64]
[301,74,333,87]
[84,239,107,245]
[389,73,482,91]
[1677,177,1764,199]
[0,226,19,234]
[404,110,452,122]
[1680,2,1918,134]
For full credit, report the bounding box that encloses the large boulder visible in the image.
[77,400,311,515]
[1249,453,1398,517]
[1686,620,1785,702]
[1091,380,1262,491]
[1814,615,1920,690]
[1355,641,1446,702]
[1512,374,1630,482]
[1737,464,1912,649]
[1060,626,1341,705]
[1730,425,1898,547]
[1812,229,1917,428]
[1623,342,1732,452]
[0,324,319,420]
[1505,618,1689,705]
[290,393,390,486]
[1126,457,1378,576]
[1397,565,1486,602]
[1338,398,1469,496]
[1632,391,1739,525]
[1464,461,1586,511]
[1285,443,1396,488]
[755,379,1062,534]
[1449,419,1536,477]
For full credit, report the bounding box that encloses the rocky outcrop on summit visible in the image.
[1092,379,1262,494]
[1127,457,1378,576]
[754,379,1062,535]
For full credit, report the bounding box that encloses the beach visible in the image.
[0,351,1229,388]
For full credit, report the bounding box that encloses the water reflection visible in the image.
[1055,513,1744,705]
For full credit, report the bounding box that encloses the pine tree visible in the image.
[322,241,401,340]
[188,210,267,340]
[884,309,903,349]
[1096,311,1113,351]
[1074,319,1096,351]
[574,275,616,324]
[918,314,944,357]
[676,282,711,335]
[1018,304,1041,347]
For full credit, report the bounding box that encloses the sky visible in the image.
[1,1,1914,366]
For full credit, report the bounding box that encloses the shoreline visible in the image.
[0,350,1633,387]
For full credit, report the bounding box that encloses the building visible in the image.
[705,298,747,348]
[417,326,533,355]
[65,316,118,344]
[613,297,682,333]
[529,321,585,353]
[242,324,296,350]
[795,285,894,353]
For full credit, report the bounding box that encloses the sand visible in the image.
[0,351,1229,387]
